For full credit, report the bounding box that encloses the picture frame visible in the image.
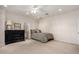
[14,23,21,30]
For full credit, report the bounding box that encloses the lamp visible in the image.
[6,20,13,30]
[6,20,12,25]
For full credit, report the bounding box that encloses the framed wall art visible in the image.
[14,23,21,30]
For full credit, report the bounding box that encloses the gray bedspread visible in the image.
[31,33,54,42]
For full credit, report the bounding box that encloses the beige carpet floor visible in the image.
[0,39,79,54]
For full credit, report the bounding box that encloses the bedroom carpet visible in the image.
[0,39,79,54]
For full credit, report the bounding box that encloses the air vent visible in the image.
[45,13,48,15]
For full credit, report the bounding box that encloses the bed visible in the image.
[31,29,54,42]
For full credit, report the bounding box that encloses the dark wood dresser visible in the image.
[5,30,25,45]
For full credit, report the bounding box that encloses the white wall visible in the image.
[0,7,5,47]
[39,9,79,45]
[6,10,37,29]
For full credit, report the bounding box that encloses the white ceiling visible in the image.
[3,5,79,19]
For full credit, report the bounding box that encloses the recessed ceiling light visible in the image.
[26,12,29,15]
[58,9,62,11]
[4,5,7,7]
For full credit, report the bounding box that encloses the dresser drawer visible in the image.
[5,30,25,45]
